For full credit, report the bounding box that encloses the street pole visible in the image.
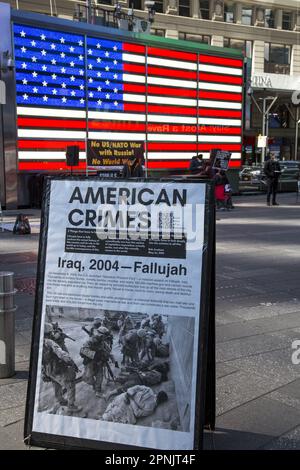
[261,97,266,164]
[266,101,269,158]
[86,0,92,23]
[295,107,299,161]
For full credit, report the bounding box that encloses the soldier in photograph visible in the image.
[104,361,169,401]
[102,385,168,425]
[51,322,75,352]
[150,315,165,338]
[42,323,81,413]
[82,317,102,338]
[119,329,140,366]
[80,326,115,398]
[137,328,156,362]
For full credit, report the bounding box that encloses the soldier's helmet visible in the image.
[137,328,147,338]
[93,318,102,327]
[44,323,54,336]
[97,326,110,335]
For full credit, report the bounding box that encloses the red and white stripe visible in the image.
[17,107,87,169]
[17,42,243,171]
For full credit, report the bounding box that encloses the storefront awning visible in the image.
[251,73,300,92]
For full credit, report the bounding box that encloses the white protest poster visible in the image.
[25,178,214,450]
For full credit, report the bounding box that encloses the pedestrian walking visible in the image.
[264,153,281,206]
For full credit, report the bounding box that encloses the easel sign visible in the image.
[24,177,215,451]
[211,149,232,171]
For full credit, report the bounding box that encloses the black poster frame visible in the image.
[24,176,215,450]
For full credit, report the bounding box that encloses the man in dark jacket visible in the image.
[122,156,144,178]
[189,155,203,174]
[264,154,281,206]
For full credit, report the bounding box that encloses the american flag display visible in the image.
[14,23,243,172]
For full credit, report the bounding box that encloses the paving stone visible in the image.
[217,322,267,343]
[217,333,289,363]
[217,370,276,416]
[211,428,272,451]
[267,379,300,411]
[1,419,28,450]
[223,268,282,279]
[227,348,300,388]
[228,299,300,321]
[216,362,238,379]
[239,312,300,336]
[215,397,300,450]
[0,382,28,409]
[215,312,240,326]
[0,364,29,386]
[0,426,26,450]
[15,344,31,363]
[15,331,33,347]
[263,426,300,450]
[0,405,25,427]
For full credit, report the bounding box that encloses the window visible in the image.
[224,38,252,58]
[242,7,252,25]
[179,32,211,44]
[132,0,142,9]
[179,0,190,17]
[265,9,275,28]
[154,0,164,13]
[150,28,165,37]
[224,4,234,23]
[199,0,209,20]
[265,43,291,74]
[282,12,292,31]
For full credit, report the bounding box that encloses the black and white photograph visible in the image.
[38,305,195,433]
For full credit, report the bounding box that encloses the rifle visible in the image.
[82,326,92,337]
[125,365,140,373]
[62,333,76,342]
[105,361,116,382]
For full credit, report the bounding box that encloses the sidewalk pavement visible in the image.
[0,209,40,449]
[1,193,300,450]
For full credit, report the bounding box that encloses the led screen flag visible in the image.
[14,23,243,172]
